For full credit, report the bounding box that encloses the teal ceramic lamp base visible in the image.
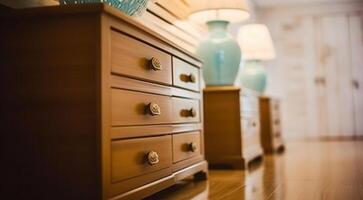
[197,20,241,86]
[240,60,267,93]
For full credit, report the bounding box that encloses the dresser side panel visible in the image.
[259,98,273,150]
[0,14,102,200]
[203,90,242,159]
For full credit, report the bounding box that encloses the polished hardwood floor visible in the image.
[146,141,363,200]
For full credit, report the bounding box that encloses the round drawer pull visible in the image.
[146,102,161,116]
[188,73,196,83]
[147,151,159,165]
[181,73,196,83]
[188,142,198,152]
[189,108,197,117]
[148,57,162,71]
[252,121,256,127]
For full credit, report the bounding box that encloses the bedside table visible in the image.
[1,4,207,200]
[259,97,285,153]
[203,86,263,169]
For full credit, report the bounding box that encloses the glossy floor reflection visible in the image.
[146,141,363,200]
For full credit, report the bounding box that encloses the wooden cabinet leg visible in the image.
[194,170,208,181]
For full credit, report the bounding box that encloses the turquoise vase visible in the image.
[240,60,267,93]
[60,0,149,16]
[197,20,241,85]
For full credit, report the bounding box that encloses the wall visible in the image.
[258,2,363,140]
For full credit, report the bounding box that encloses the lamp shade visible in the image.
[187,0,250,23]
[238,24,276,60]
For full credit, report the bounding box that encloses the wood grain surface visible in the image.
[203,87,263,169]
[147,141,363,200]
[0,4,206,200]
[259,97,285,153]
[111,30,172,85]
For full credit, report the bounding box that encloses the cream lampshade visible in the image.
[237,24,276,60]
[237,23,275,93]
[187,0,250,24]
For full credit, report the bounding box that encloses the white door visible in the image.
[318,15,355,137]
[349,14,363,136]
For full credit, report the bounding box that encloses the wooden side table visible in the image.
[203,86,263,169]
[259,96,285,153]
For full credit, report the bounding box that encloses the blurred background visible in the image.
[249,0,363,141]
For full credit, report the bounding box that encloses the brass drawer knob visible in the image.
[189,108,197,117]
[146,102,161,116]
[188,142,198,152]
[188,73,196,83]
[147,151,159,165]
[181,73,196,83]
[148,57,162,71]
[252,121,256,127]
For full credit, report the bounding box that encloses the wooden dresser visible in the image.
[203,86,263,169]
[0,4,207,200]
[259,97,285,153]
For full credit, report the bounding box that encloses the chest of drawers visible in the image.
[203,86,263,169]
[259,97,285,153]
[0,4,207,200]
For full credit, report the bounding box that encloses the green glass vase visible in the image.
[197,20,241,85]
[240,60,267,93]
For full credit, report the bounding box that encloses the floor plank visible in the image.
[146,141,363,200]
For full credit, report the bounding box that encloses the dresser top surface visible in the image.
[259,95,281,101]
[204,86,261,96]
[1,3,202,65]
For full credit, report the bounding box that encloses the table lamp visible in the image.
[237,23,276,92]
[187,0,250,85]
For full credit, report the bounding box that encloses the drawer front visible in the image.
[270,100,281,118]
[272,100,280,111]
[242,117,261,148]
[242,116,260,136]
[111,135,172,183]
[172,97,200,123]
[111,30,172,85]
[172,57,200,92]
[111,89,172,126]
[271,115,281,129]
[272,119,282,137]
[241,94,259,116]
[172,131,201,163]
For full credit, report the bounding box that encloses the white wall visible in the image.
[257,2,363,140]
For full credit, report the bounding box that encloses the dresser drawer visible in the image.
[111,30,172,85]
[271,116,281,128]
[172,57,200,92]
[111,135,172,183]
[111,89,172,126]
[242,116,260,136]
[274,126,282,138]
[270,101,281,118]
[272,100,280,111]
[172,131,201,163]
[172,97,200,123]
[242,117,261,148]
[240,94,259,116]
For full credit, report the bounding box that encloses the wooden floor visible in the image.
[146,141,363,200]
